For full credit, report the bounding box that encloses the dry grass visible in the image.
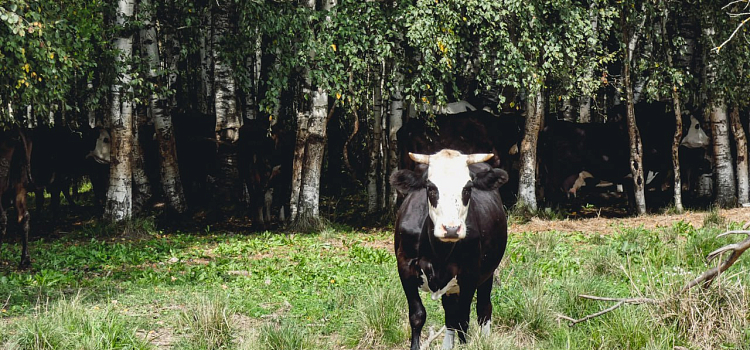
[513,207,750,235]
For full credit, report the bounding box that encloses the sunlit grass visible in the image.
[0,217,747,349]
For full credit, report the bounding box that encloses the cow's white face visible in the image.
[88,129,111,164]
[410,149,493,242]
[681,116,709,149]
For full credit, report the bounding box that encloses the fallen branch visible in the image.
[559,229,750,326]
[557,296,660,326]
[680,230,750,293]
[419,325,446,350]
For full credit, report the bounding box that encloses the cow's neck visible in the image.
[423,218,458,262]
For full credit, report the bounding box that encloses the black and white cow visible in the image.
[391,149,509,350]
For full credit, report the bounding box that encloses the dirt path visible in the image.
[511,207,750,235]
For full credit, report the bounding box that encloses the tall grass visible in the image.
[177,295,234,350]
[2,294,151,350]
[342,286,407,348]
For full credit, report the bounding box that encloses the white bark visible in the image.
[387,70,404,208]
[131,113,151,214]
[623,5,647,215]
[368,72,384,213]
[517,90,543,212]
[105,0,135,221]
[579,0,598,123]
[289,0,334,229]
[199,10,214,116]
[141,0,187,213]
[663,8,683,212]
[711,102,737,207]
[729,105,748,206]
[212,1,242,203]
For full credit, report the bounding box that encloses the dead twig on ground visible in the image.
[559,229,750,326]
[419,325,446,350]
[557,295,660,326]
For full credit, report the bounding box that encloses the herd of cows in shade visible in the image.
[0,100,724,270]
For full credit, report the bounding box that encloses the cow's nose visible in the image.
[444,225,460,237]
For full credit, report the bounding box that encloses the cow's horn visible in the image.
[409,152,430,164]
[466,153,494,164]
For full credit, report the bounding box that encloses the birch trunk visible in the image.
[141,0,187,213]
[212,1,242,204]
[289,0,334,230]
[579,0,598,123]
[623,6,647,215]
[387,70,404,208]
[105,0,135,221]
[199,10,214,116]
[131,112,151,214]
[516,90,543,212]
[663,9,683,212]
[710,103,736,207]
[367,72,384,213]
[670,88,684,212]
[624,55,646,215]
[729,104,748,206]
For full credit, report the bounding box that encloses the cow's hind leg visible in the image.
[16,184,30,268]
[476,278,493,337]
[400,275,426,350]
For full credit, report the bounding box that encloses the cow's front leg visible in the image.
[16,185,30,269]
[442,288,477,348]
[400,274,426,350]
[475,278,493,337]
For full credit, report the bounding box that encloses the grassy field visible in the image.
[0,213,748,350]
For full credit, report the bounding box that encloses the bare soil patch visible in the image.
[511,207,750,235]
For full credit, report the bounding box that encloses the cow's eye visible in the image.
[103,138,110,143]
[426,182,439,206]
[462,184,472,205]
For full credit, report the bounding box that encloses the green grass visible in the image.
[0,216,748,349]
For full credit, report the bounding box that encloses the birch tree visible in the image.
[105,0,136,221]
[621,1,648,215]
[288,0,336,231]
[211,0,242,204]
[140,0,187,213]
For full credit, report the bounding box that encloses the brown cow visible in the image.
[0,128,33,268]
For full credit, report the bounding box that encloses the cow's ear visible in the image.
[472,168,509,190]
[390,169,425,194]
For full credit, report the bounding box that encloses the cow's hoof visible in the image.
[442,329,455,350]
[480,320,491,337]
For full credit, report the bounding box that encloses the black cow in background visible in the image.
[173,111,217,207]
[29,126,108,213]
[0,128,33,268]
[238,119,294,226]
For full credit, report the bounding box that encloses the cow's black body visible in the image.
[392,162,508,349]
[0,128,32,268]
[29,126,100,213]
[238,120,294,226]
